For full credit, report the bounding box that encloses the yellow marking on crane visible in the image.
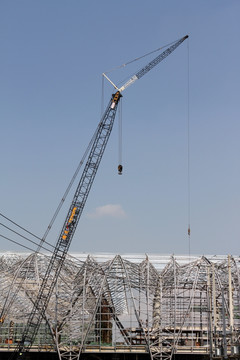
[69,207,77,223]
[62,207,78,240]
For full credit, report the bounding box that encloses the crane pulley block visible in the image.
[111,91,122,109]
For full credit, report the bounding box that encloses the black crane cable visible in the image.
[0,115,99,257]
[0,233,42,254]
[0,214,83,264]
[0,222,53,255]
[0,219,83,264]
[0,213,54,250]
[104,38,178,74]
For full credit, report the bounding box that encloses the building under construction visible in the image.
[0,252,239,360]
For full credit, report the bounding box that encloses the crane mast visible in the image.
[13,35,188,359]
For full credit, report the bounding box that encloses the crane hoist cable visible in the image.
[12,35,188,360]
[102,75,123,174]
[187,37,191,257]
[118,99,123,175]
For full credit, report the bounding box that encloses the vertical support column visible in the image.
[99,293,102,350]
[207,267,213,360]
[146,259,150,349]
[138,268,141,320]
[69,282,74,360]
[159,276,163,360]
[81,267,87,349]
[173,258,177,354]
[212,264,217,353]
[153,280,161,329]
[228,255,234,334]
[212,264,217,328]
[54,278,60,356]
[221,289,228,359]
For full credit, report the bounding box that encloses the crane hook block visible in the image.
[118,164,123,175]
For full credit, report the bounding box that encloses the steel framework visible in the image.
[0,253,240,360]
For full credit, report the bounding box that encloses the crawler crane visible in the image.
[13,35,188,359]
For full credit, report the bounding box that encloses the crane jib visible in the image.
[119,35,188,93]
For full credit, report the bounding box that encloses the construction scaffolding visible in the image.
[0,253,240,360]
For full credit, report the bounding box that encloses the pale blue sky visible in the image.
[0,1,240,256]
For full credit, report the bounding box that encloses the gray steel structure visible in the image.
[0,252,240,360]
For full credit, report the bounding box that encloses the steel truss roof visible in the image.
[0,253,239,360]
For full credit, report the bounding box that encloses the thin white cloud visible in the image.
[87,204,126,219]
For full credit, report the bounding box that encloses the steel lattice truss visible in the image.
[0,253,240,360]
